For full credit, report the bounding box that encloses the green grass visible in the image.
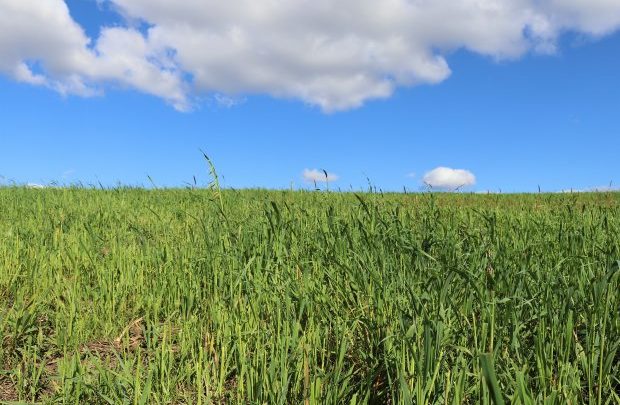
[0,187,618,404]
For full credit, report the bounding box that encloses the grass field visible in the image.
[0,187,618,404]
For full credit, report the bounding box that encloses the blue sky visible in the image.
[0,0,619,192]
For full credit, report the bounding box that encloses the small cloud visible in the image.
[562,185,618,193]
[422,167,476,191]
[407,172,416,178]
[589,185,618,192]
[302,169,339,183]
[62,169,75,179]
[26,183,46,189]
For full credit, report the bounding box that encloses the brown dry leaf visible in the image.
[113,317,144,349]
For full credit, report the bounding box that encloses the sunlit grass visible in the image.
[0,187,618,403]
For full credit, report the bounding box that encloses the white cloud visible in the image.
[422,167,476,190]
[0,0,189,109]
[592,187,617,192]
[1,0,620,110]
[302,169,339,183]
[561,185,618,193]
[26,183,46,189]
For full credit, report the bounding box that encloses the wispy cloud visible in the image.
[561,185,618,193]
[213,94,246,108]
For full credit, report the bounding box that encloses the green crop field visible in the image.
[0,187,618,404]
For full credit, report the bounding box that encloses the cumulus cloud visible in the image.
[423,167,476,190]
[0,0,189,109]
[303,169,339,183]
[1,0,620,110]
